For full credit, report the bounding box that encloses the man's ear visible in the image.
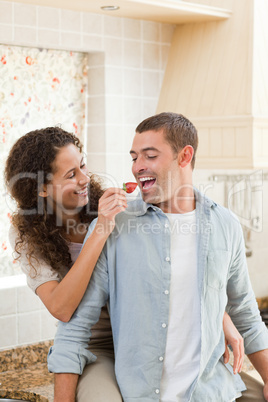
[39,185,48,198]
[178,146,194,168]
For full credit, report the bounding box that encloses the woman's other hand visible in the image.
[223,312,244,374]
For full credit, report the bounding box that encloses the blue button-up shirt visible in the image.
[48,190,268,401]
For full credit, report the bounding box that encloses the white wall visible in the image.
[0,0,175,184]
[0,0,175,349]
[0,276,57,350]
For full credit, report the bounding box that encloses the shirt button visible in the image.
[164,290,169,295]
[165,257,170,262]
[164,223,169,228]
[162,323,167,328]
[155,389,160,394]
[159,356,164,361]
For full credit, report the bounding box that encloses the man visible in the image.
[48,112,268,401]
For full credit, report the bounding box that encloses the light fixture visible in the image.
[101,5,120,11]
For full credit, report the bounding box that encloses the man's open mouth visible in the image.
[139,177,156,190]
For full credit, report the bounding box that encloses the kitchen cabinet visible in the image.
[157,0,268,169]
[3,0,231,24]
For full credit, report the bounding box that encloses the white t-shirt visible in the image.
[160,210,201,402]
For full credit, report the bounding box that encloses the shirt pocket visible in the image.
[206,250,231,290]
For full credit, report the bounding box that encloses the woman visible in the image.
[5,127,244,401]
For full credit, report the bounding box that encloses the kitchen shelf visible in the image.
[6,0,232,24]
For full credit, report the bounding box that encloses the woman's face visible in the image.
[42,144,90,215]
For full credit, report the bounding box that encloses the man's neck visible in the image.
[154,187,195,214]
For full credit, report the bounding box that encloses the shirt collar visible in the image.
[194,187,217,209]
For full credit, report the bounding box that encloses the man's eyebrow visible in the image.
[129,147,160,155]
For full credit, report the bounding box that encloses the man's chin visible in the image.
[141,192,160,205]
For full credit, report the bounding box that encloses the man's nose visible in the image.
[132,158,146,174]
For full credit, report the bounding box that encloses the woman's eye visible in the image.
[68,173,75,179]
[81,163,86,168]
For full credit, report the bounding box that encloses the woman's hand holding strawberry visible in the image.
[96,188,127,236]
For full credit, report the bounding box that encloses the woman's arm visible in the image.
[36,224,109,322]
[9,188,126,322]
[223,311,244,374]
[36,187,127,322]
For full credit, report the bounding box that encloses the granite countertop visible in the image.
[0,341,54,402]
[257,296,268,310]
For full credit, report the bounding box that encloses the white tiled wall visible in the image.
[0,276,57,350]
[0,0,174,185]
[0,1,175,349]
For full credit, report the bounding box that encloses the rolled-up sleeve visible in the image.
[226,223,268,354]
[47,246,109,374]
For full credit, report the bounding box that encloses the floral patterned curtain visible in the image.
[0,44,87,277]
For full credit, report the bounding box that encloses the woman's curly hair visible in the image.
[5,127,104,275]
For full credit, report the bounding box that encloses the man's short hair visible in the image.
[135,112,198,169]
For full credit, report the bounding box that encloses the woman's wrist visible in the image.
[94,219,115,238]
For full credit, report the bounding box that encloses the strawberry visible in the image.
[123,182,137,194]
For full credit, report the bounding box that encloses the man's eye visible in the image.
[147,155,156,159]
[132,158,137,162]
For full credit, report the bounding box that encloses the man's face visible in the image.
[130,129,181,210]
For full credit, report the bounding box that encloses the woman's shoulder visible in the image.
[8,223,62,293]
